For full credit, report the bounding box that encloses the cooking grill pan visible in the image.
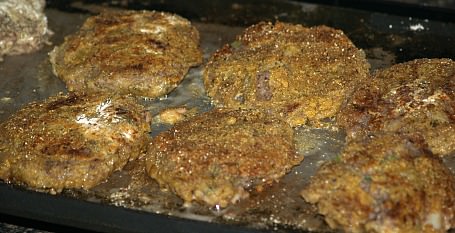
[1,0,455,232]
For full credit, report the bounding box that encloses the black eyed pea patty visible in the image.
[146,108,303,207]
[0,92,151,192]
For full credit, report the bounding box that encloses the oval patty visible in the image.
[338,58,455,156]
[301,133,455,233]
[145,108,302,207]
[204,22,370,127]
[0,92,150,192]
[50,10,202,98]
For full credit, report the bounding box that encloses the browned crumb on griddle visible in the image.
[153,107,198,125]
[337,58,455,156]
[0,92,150,192]
[145,108,303,207]
[301,133,455,233]
[203,21,370,127]
[49,10,202,98]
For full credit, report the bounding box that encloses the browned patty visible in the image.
[0,0,51,61]
[301,133,455,233]
[50,10,202,98]
[0,92,150,192]
[337,58,455,156]
[203,22,370,127]
[145,108,302,207]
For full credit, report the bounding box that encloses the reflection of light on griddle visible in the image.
[410,23,425,31]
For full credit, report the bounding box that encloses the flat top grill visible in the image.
[1,1,455,232]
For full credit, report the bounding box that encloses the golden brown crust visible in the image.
[145,108,302,207]
[203,22,370,127]
[301,133,455,233]
[50,10,202,98]
[0,92,151,192]
[337,58,455,156]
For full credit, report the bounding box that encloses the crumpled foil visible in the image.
[0,0,52,61]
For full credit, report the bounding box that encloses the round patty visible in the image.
[50,10,202,98]
[203,22,370,127]
[301,133,455,233]
[338,58,455,156]
[0,93,150,192]
[145,108,302,207]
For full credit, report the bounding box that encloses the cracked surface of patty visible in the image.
[301,133,455,233]
[50,10,202,98]
[338,58,455,156]
[203,21,370,127]
[0,92,150,192]
[145,108,302,207]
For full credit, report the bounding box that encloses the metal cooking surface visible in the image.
[1,1,455,232]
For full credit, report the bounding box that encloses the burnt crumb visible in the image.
[103,36,122,44]
[351,88,381,109]
[41,142,92,158]
[312,29,340,43]
[256,71,272,101]
[147,39,167,50]
[68,147,92,157]
[285,102,301,113]
[94,17,119,25]
[46,93,81,110]
[394,86,414,103]
[144,13,162,21]
[115,107,130,115]
[128,63,144,71]
[94,16,129,26]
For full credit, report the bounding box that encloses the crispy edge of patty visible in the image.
[203,21,370,127]
[145,108,302,207]
[301,133,455,233]
[337,58,455,156]
[49,10,203,98]
[0,92,151,192]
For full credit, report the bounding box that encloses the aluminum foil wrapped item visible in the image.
[0,0,52,61]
